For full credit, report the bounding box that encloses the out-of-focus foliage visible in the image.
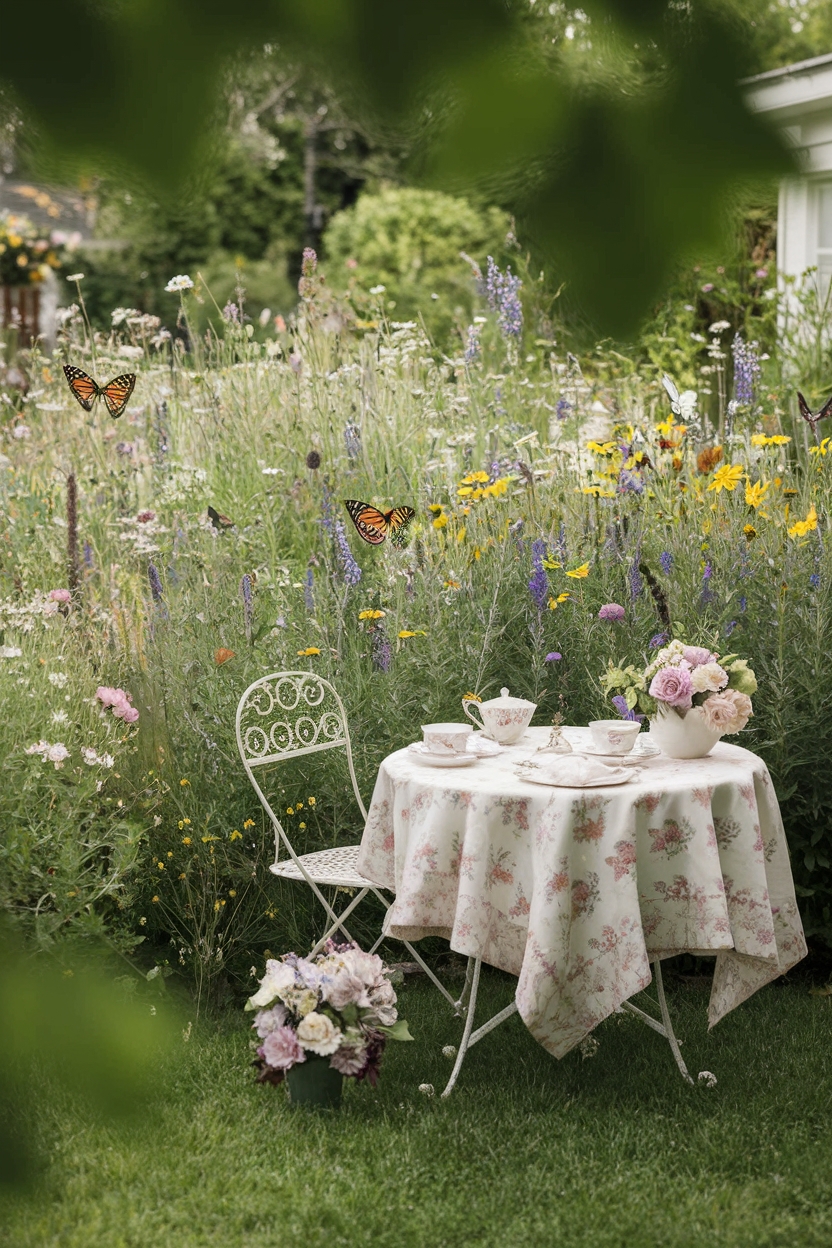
[323,187,510,344]
[0,0,795,338]
[0,925,179,1188]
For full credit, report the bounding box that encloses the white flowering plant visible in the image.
[246,941,412,1087]
[601,639,757,734]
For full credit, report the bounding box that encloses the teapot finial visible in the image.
[500,687,509,698]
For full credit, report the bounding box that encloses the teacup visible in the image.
[421,723,472,755]
[588,719,641,755]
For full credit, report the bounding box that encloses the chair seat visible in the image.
[269,844,382,889]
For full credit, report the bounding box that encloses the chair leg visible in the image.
[368,888,459,1010]
[441,958,482,1098]
[308,887,370,956]
[454,956,476,1017]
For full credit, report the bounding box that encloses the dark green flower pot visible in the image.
[286,1056,343,1109]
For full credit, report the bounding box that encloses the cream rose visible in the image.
[296,1011,342,1056]
[690,662,728,694]
[248,959,297,1009]
[700,689,753,734]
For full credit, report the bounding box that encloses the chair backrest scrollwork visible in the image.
[236,672,367,865]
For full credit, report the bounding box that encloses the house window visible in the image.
[816,181,832,291]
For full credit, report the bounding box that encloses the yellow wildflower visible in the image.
[358,609,385,620]
[167,851,173,859]
[307,797,316,806]
[229,889,237,897]
[152,895,159,903]
[744,524,757,541]
[460,471,489,485]
[810,437,831,457]
[229,829,242,841]
[178,873,186,880]
[788,504,818,538]
[745,479,769,509]
[457,526,466,543]
[751,434,791,447]
[444,578,460,589]
[287,807,295,815]
[483,478,508,498]
[566,563,590,579]
[180,778,190,787]
[297,647,321,656]
[548,593,571,610]
[587,440,617,455]
[243,818,255,828]
[707,464,744,494]
[462,692,482,703]
[299,822,306,829]
[182,836,191,845]
[157,861,165,870]
[201,834,219,843]
[433,513,449,529]
[398,629,426,638]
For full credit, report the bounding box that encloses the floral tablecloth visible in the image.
[357,727,806,1059]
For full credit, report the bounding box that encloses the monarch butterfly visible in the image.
[797,390,832,442]
[344,499,415,546]
[63,364,136,419]
[207,506,234,530]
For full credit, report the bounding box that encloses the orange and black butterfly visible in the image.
[63,364,136,419]
[344,499,415,547]
[208,506,234,531]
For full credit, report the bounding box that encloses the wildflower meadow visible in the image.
[2,248,832,1014]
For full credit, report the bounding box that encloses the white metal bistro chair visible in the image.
[235,670,458,1008]
[440,954,694,1097]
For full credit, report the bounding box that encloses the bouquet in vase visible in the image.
[246,941,412,1088]
[602,640,756,735]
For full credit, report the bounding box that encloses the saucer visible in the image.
[583,739,660,763]
[408,743,478,768]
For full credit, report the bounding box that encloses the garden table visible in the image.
[357,727,807,1093]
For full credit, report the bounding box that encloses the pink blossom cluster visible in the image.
[642,638,755,735]
[247,941,409,1088]
[96,686,139,724]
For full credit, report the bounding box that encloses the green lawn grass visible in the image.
[3,968,832,1248]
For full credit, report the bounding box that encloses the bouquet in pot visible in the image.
[601,640,757,734]
[246,941,412,1087]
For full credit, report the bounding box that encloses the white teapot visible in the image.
[462,687,537,745]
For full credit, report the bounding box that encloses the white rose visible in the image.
[296,1011,342,1056]
[690,662,728,694]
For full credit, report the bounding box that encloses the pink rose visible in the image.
[98,686,139,724]
[323,972,369,1012]
[96,686,121,707]
[261,1025,306,1070]
[682,645,716,668]
[48,588,72,603]
[701,689,753,734]
[649,666,693,710]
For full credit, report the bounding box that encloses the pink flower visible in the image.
[681,646,715,668]
[323,972,369,1011]
[261,1026,306,1070]
[700,689,753,734]
[649,666,693,710]
[97,686,139,723]
[48,588,72,603]
[598,603,626,622]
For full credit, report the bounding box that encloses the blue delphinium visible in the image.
[334,520,362,586]
[485,256,523,339]
[732,333,761,407]
[528,539,548,612]
[463,323,482,364]
[304,568,315,612]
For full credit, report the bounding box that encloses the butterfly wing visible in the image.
[344,499,388,544]
[208,506,234,530]
[817,392,832,424]
[63,364,99,412]
[797,392,815,424]
[100,373,136,419]
[385,505,416,549]
[661,373,681,415]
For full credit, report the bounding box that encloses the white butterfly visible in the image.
[661,373,698,421]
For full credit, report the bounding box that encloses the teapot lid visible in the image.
[483,686,536,709]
